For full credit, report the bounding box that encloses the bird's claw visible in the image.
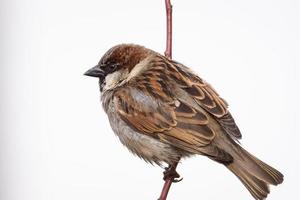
[163,166,183,183]
[173,177,183,183]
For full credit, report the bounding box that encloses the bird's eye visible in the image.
[100,61,120,74]
[109,63,119,71]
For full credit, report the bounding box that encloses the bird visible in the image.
[84,44,283,199]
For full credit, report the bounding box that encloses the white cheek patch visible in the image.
[103,71,122,91]
[102,57,153,91]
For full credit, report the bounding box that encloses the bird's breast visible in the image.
[104,99,181,166]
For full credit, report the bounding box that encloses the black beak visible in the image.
[84,65,105,78]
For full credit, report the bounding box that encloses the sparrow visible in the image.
[84,44,283,199]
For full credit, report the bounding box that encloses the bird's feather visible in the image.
[113,55,238,162]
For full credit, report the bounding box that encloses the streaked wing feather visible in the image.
[170,60,242,139]
[114,55,238,162]
[114,88,176,134]
[114,56,218,155]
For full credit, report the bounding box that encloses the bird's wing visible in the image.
[113,55,234,161]
[169,60,241,140]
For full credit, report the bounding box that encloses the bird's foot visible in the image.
[163,165,183,183]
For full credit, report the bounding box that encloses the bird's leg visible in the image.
[158,162,182,200]
[163,164,182,182]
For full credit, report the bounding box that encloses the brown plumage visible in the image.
[85,44,283,199]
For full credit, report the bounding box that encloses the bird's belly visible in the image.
[106,104,181,166]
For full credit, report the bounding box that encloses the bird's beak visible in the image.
[84,65,105,78]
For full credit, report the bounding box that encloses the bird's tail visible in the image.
[226,146,283,200]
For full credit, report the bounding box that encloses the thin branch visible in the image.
[158,178,174,200]
[164,0,173,59]
[158,1,177,200]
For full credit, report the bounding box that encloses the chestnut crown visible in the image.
[84,44,151,78]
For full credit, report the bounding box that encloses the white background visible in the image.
[1,0,299,199]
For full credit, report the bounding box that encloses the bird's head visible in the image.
[84,44,152,92]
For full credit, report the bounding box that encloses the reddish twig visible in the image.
[158,178,174,200]
[164,0,173,59]
[158,1,178,200]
